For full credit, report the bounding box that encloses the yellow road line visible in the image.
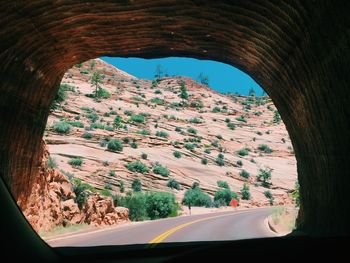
[148,212,239,247]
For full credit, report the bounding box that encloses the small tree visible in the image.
[179,80,188,100]
[90,71,104,98]
[198,72,209,86]
[257,168,272,188]
[132,179,142,192]
[241,184,251,200]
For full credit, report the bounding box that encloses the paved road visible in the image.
[48,207,276,247]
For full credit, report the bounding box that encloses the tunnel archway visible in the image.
[1,1,350,236]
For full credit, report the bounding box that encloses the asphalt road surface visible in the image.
[48,207,276,247]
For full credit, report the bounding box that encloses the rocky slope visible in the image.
[44,58,297,211]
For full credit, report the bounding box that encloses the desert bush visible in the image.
[167,179,181,190]
[156,131,169,138]
[137,129,150,136]
[130,142,138,149]
[107,139,123,152]
[146,192,178,219]
[153,164,169,177]
[189,117,203,124]
[257,168,272,187]
[201,158,208,165]
[109,171,116,177]
[227,123,236,130]
[187,127,197,134]
[258,144,273,153]
[173,151,182,158]
[241,184,251,200]
[215,156,225,166]
[132,179,142,192]
[237,148,249,156]
[46,157,57,169]
[150,97,165,105]
[236,115,247,123]
[114,193,147,221]
[214,188,238,206]
[182,187,212,207]
[68,158,83,168]
[212,106,221,113]
[141,153,148,160]
[126,161,149,174]
[81,132,93,139]
[204,149,211,154]
[124,110,134,116]
[184,143,196,151]
[155,89,162,94]
[217,181,229,189]
[51,121,71,134]
[236,160,243,167]
[239,169,250,179]
[67,121,84,128]
[130,114,145,123]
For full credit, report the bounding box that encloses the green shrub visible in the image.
[217,181,229,189]
[212,106,221,113]
[173,151,182,158]
[167,179,181,190]
[215,157,225,166]
[109,171,116,177]
[153,164,169,177]
[67,121,84,128]
[100,189,112,197]
[175,127,182,132]
[239,169,250,179]
[156,131,169,138]
[227,123,236,130]
[90,122,105,130]
[68,158,83,168]
[179,80,188,100]
[184,143,196,151]
[114,193,147,221]
[72,178,96,209]
[118,181,125,193]
[204,149,211,154]
[124,110,134,116]
[264,190,273,199]
[201,158,208,165]
[211,140,219,148]
[182,187,212,207]
[103,112,110,117]
[141,153,148,160]
[254,111,262,116]
[214,188,238,206]
[150,97,165,105]
[236,115,247,123]
[105,183,113,190]
[256,131,263,136]
[51,121,71,134]
[218,153,224,159]
[190,99,204,109]
[146,192,178,219]
[86,112,99,123]
[258,144,273,153]
[187,127,197,134]
[122,137,130,144]
[130,114,145,123]
[236,160,243,167]
[155,89,162,94]
[216,135,223,140]
[95,88,110,99]
[126,161,149,174]
[137,129,150,136]
[107,139,123,152]
[80,69,89,74]
[113,115,123,128]
[81,132,93,139]
[292,181,300,207]
[189,117,203,124]
[130,142,138,149]
[46,157,57,169]
[241,184,251,200]
[273,110,281,123]
[132,179,142,192]
[257,168,272,187]
[237,148,249,156]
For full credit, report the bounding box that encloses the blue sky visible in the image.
[101,57,263,96]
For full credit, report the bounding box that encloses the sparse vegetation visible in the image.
[167,179,181,190]
[173,151,182,158]
[68,158,83,168]
[236,115,247,123]
[257,168,272,188]
[258,144,273,153]
[184,143,196,151]
[107,139,123,152]
[51,121,71,134]
[236,160,243,167]
[156,131,169,138]
[239,170,250,179]
[187,127,197,134]
[153,164,170,177]
[182,186,212,207]
[126,161,149,174]
[227,123,236,130]
[241,184,251,200]
[46,157,57,169]
[132,179,142,192]
[217,181,229,189]
[237,148,249,156]
[214,188,238,206]
[201,158,208,165]
[141,153,148,160]
[129,114,145,123]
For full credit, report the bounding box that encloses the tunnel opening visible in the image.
[16,57,299,246]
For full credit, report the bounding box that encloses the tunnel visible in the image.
[1,0,350,236]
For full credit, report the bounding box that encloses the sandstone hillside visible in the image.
[45,58,297,208]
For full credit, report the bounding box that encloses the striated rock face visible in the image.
[1,1,350,235]
[21,142,128,232]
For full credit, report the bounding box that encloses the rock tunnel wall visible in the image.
[1,0,350,235]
